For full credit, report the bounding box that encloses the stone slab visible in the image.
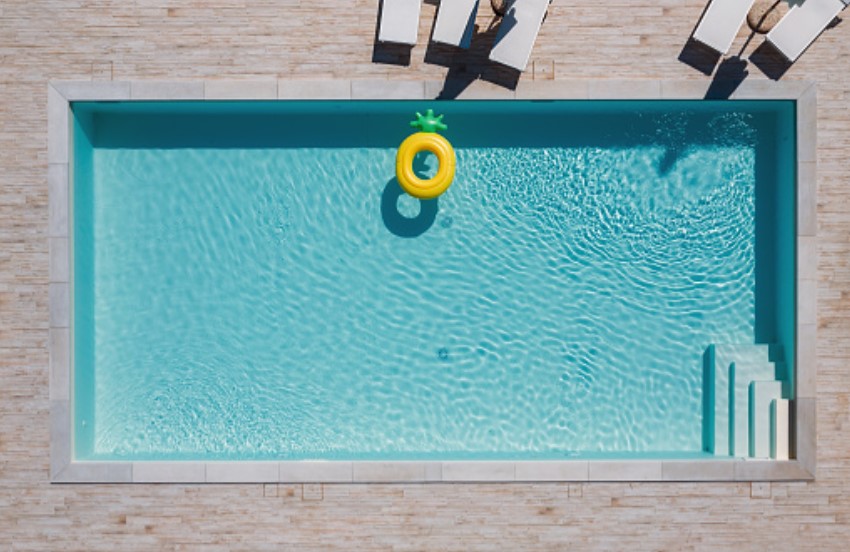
[799,278,817,325]
[798,161,817,237]
[796,323,817,399]
[662,460,736,481]
[795,398,816,476]
[48,328,69,402]
[588,461,663,481]
[48,164,69,238]
[441,462,516,482]
[279,462,353,483]
[204,81,278,99]
[49,400,70,480]
[49,237,69,283]
[796,85,817,164]
[352,462,428,483]
[205,462,279,483]
[131,81,205,100]
[52,81,131,100]
[278,79,352,99]
[733,460,812,481]
[133,462,207,483]
[515,80,590,99]
[49,283,69,329]
[588,79,661,99]
[47,86,68,164]
[515,461,589,481]
[351,80,425,99]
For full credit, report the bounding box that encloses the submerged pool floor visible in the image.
[71,101,794,460]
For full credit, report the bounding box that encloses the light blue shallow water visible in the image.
[72,101,795,460]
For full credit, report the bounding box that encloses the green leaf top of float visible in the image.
[410,109,447,133]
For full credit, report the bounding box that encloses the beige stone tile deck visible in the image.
[2,0,850,548]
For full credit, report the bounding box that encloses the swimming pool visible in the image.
[69,99,796,462]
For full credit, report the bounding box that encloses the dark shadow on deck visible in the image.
[424,16,520,98]
[703,56,749,99]
[372,0,414,66]
[678,38,722,76]
[749,41,793,81]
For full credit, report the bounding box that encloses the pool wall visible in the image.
[48,79,817,483]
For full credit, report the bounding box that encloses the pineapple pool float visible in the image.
[395,109,456,199]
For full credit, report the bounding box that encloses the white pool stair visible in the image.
[771,398,790,460]
[705,343,790,460]
[749,380,783,458]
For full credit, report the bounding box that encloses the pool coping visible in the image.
[48,79,817,483]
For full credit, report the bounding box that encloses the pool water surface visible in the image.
[71,100,796,460]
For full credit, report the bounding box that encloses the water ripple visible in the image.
[87,123,759,459]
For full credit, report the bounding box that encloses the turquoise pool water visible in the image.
[71,101,796,460]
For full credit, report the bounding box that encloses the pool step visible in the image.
[749,380,784,458]
[705,343,789,459]
[771,398,790,460]
[704,344,772,456]
[732,362,783,457]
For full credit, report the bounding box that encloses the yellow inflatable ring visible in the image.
[395,132,456,199]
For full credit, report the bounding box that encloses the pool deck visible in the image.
[3,0,850,548]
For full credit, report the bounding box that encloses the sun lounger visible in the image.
[433,0,480,48]
[378,0,423,45]
[489,0,550,71]
[692,0,758,54]
[766,0,848,62]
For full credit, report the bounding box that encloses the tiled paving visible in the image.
[2,0,850,548]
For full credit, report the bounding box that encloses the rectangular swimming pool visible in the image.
[69,100,796,462]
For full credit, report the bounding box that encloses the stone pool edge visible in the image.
[48,79,817,483]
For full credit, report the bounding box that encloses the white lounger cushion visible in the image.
[693,0,757,54]
[489,0,550,71]
[767,0,847,62]
[433,0,480,48]
[378,0,423,45]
